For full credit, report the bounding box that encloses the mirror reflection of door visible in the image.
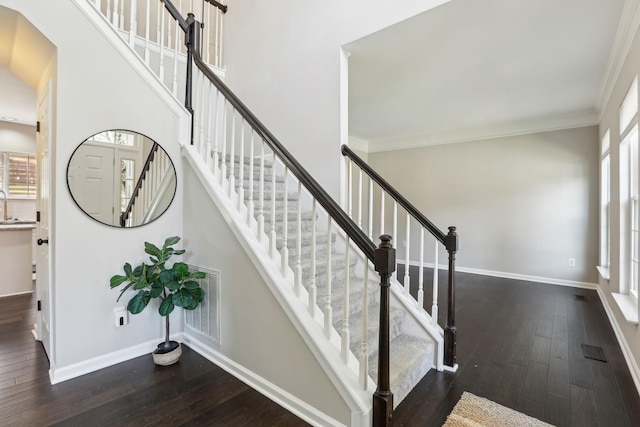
[67,130,176,227]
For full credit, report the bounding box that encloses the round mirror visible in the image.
[67,130,177,228]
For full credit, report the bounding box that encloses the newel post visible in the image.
[444,226,458,368]
[373,235,395,427]
[185,13,200,145]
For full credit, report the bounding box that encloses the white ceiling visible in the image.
[347,0,629,151]
[0,5,54,128]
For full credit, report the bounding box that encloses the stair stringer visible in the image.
[183,145,376,427]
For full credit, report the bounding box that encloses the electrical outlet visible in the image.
[568,258,576,267]
[114,307,128,327]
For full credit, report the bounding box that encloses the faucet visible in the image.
[0,190,7,221]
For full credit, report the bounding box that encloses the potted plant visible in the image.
[109,236,205,365]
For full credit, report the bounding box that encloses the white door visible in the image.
[35,80,52,361]
[67,144,116,225]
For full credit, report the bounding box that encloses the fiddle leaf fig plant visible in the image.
[110,236,206,350]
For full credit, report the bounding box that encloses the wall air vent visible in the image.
[185,265,221,344]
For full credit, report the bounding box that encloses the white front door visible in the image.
[35,80,52,362]
[67,143,116,225]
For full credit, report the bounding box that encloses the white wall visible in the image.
[367,126,600,285]
[222,0,451,200]
[0,0,190,374]
[182,165,351,425]
[598,19,640,386]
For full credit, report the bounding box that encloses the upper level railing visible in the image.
[88,0,226,98]
[341,144,458,369]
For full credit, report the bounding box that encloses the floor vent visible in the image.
[575,295,588,302]
[581,344,607,362]
[185,265,221,344]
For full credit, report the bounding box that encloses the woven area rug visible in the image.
[443,392,555,427]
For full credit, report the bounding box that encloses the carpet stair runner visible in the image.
[224,154,434,406]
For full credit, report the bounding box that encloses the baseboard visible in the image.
[49,333,183,385]
[183,334,347,427]
[396,259,598,290]
[595,286,640,395]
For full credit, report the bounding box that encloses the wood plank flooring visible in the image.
[393,267,640,427]
[1,271,639,426]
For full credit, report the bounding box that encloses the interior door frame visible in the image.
[34,78,54,372]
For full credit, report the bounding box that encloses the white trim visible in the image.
[396,259,598,290]
[49,333,184,385]
[597,0,640,118]
[366,112,598,153]
[612,292,639,324]
[182,145,374,426]
[596,286,640,395]
[183,334,348,427]
[347,136,370,153]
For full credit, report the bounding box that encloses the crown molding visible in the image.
[597,0,640,117]
[364,110,598,153]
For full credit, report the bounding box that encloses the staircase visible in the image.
[230,155,435,405]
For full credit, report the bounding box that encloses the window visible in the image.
[619,76,639,300]
[0,152,37,198]
[598,130,610,279]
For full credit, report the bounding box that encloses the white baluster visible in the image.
[144,0,150,64]
[357,168,363,228]
[158,7,166,84]
[308,199,317,316]
[368,178,373,240]
[218,8,224,67]
[172,5,180,97]
[359,260,369,389]
[404,213,411,296]
[257,140,264,236]
[220,102,228,185]
[228,112,236,196]
[105,0,112,26]
[270,152,277,257]
[247,131,255,225]
[96,0,103,13]
[204,80,213,170]
[432,238,439,326]
[341,239,351,363]
[295,181,302,297]
[281,167,289,274]
[118,0,124,30]
[129,0,137,47]
[204,2,211,64]
[112,0,119,27]
[418,228,425,309]
[393,201,398,282]
[347,158,353,219]
[324,216,333,339]
[380,192,385,237]
[237,122,245,210]
[212,94,221,178]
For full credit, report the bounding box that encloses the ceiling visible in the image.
[0,0,633,145]
[0,6,54,127]
[347,0,630,151]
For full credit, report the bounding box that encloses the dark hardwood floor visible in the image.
[394,267,640,427]
[2,271,639,426]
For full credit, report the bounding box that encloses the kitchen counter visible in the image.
[0,221,36,297]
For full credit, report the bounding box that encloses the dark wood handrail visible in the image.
[188,39,376,261]
[204,0,227,13]
[341,144,452,249]
[120,143,160,227]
